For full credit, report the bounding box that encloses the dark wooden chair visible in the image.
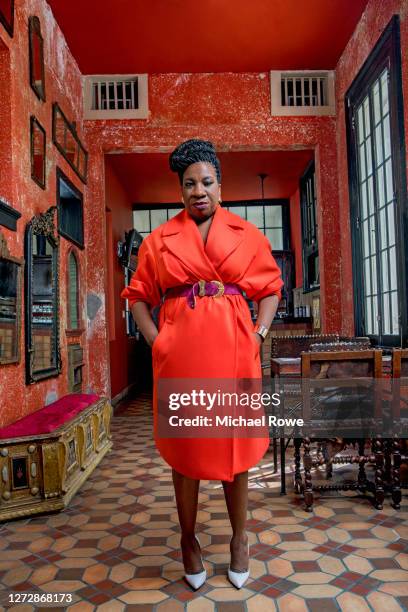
[298,349,384,511]
[270,333,338,493]
[310,338,372,352]
[390,349,408,508]
[271,333,339,358]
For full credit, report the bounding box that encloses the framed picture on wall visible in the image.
[0,0,14,37]
[28,16,45,101]
[312,295,321,332]
[30,116,46,189]
[56,168,84,249]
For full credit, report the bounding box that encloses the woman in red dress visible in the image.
[121,139,283,589]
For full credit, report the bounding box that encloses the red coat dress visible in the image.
[121,205,283,481]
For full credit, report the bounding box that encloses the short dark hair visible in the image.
[169,139,221,183]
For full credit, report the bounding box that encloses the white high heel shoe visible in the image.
[183,536,207,590]
[227,541,250,589]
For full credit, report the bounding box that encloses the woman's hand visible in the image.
[253,332,263,347]
[131,302,159,347]
[147,332,159,348]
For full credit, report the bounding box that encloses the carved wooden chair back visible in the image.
[271,333,339,358]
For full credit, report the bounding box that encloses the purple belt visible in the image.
[165,280,242,309]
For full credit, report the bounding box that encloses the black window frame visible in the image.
[345,15,408,347]
[132,199,290,250]
[56,167,85,250]
[300,160,319,292]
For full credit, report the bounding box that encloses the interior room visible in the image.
[0,0,407,609]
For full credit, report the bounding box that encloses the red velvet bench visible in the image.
[0,394,113,522]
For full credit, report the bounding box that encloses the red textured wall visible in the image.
[0,0,92,427]
[290,188,303,288]
[104,159,133,400]
[335,0,408,335]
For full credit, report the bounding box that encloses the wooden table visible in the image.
[270,354,392,495]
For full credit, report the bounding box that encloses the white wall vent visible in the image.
[83,74,148,120]
[270,70,335,116]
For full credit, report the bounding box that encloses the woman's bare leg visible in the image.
[222,471,249,571]
[172,468,203,573]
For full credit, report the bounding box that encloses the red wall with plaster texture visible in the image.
[85,72,342,340]
[0,0,96,427]
[335,0,408,336]
[104,158,134,400]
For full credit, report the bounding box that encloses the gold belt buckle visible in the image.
[212,280,224,298]
[197,280,224,298]
[198,280,206,297]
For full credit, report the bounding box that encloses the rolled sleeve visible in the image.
[242,235,283,303]
[120,239,161,308]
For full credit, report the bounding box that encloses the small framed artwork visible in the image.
[52,103,88,183]
[28,16,45,101]
[12,457,29,489]
[30,116,46,189]
[312,295,321,332]
[56,168,84,249]
[0,0,14,37]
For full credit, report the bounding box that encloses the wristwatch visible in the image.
[254,323,269,342]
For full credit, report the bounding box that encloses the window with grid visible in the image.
[300,161,319,291]
[346,16,407,346]
[133,201,289,250]
[67,251,79,329]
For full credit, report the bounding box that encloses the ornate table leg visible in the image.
[391,438,401,509]
[294,436,302,494]
[303,437,313,512]
[373,437,384,510]
[357,439,367,491]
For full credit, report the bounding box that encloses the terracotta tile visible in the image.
[57,568,86,580]
[371,558,400,569]
[89,594,112,605]
[395,553,408,570]
[206,587,253,601]
[119,590,168,604]
[288,571,333,585]
[366,592,404,612]
[292,585,341,598]
[2,567,32,587]
[277,593,308,611]
[56,558,96,569]
[156,600,186,612]
[281,551,322,562]
[83,564,110,585]
[267,559,294,579]
[94,599,126,611]
[67,603,95,612]
[109,562,136,583]
[355,548,397,559]
[40,580,86,592]
[246,594,277,611]
[336,592,371,611]
[186,600,215,611]
[123,577,169,590]
[343,554,373,574]
[317,556,345,576]
[370,569,408,582]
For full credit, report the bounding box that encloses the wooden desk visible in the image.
[270,354,392,495]
[270,357,301,378]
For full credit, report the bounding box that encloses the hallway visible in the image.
[0,396,407,611]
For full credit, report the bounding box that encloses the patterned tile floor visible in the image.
[0,393,408,611]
